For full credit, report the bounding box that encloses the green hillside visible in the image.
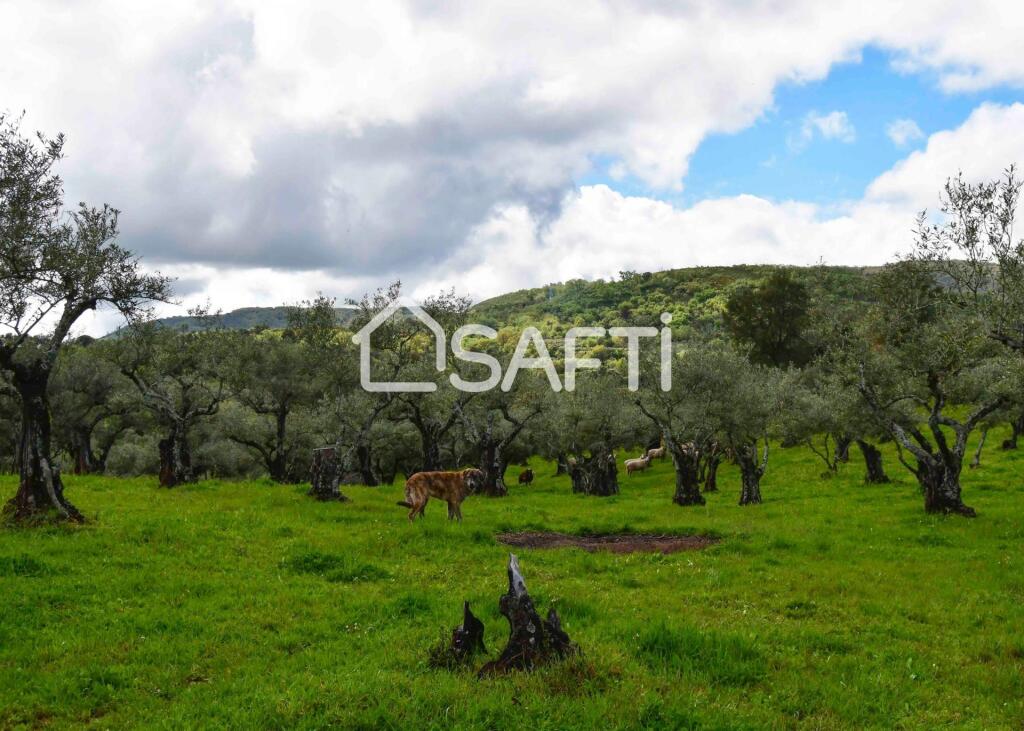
[471,264,877,330]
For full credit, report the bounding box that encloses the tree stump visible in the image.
[569,450,619,496]
[479,554,578,676]
[429,601,487,668]
[307,446,349,502]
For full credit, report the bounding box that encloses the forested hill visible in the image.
[115,265,877,336]
[470,264,878,329]
[108,305,359,336]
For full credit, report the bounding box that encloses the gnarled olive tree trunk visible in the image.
[158,425,194,488]
[916,457,973,516]
[701,445,722,492]
[735,440,768,506]
[569,449,618,496]
[1002,410,1023,450]
[856,439,890,484]
[3,366,83,522]
[668,440,704,506]
[70,426,97,475]
[478,442,510,497]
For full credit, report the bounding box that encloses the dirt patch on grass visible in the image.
[496,531,718,554]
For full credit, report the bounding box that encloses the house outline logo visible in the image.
[351,300,446,392]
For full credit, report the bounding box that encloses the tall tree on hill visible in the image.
[0,115,170,521]
[724,269,812,368]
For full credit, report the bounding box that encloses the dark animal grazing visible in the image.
[518,468,534,485]
[397,468,484,522]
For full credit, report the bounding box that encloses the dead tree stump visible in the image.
[430,601,487,668]
[308,446,349,502]
[479,554,577,675]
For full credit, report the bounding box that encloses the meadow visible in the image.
[1,432,1022,730]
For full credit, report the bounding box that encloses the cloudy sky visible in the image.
[2,1,1023,333]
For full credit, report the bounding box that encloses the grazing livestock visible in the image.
[624,454,652,476]
[646,445,666,461]
[397,468,484,522]
[518,468,535,485]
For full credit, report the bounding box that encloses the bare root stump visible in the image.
[429,601,487,669]
[496,531,717,554]
[308,446,349,502]
[479,554,578,676]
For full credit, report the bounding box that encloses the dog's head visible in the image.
[462,468,485,494]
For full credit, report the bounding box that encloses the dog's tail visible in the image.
[396,500,413,508]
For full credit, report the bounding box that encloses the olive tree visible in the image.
[222,331,325,483]
[664,344,786,505]
[546,370,646,497]
[0,116,170,521]
[916,168,1024,451]
[49,341,138,475]
[855,259,1019,516]
[113,319,229,487]
[454,374,544,497]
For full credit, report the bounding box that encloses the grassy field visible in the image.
[2,433,1023,730]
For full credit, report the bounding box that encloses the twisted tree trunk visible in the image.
[1002,410,1023,450]
[834,433,852,464]
[355,443,378,486]
[70,426,96,475]
[856,439,890,484]
[3,367,83,523]
[569,449,618,496]
[554,453,569,476]
[158,424,194,488]
[478,442,510,497]
[668,441,704,506]
[969,428,988,470]
[736,441,767,506]
[917,457,974,516]
[701,446,721,493]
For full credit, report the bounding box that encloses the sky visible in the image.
[1,1,1023,335]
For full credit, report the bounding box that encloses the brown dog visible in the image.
[397,468,484,522]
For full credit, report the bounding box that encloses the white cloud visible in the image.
[2,0,1024,334]
[886,118,925,146]
[418,103,1024,303]
[794,110,857,149]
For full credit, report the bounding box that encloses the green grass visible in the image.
[1,431,1023,730]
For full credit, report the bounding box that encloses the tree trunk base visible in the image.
[429,601,487,669]
[2,478,84,524]
[478,554,578,676]
[308,447,349,502]
[925,501,977,518]
[569,452,618,496]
